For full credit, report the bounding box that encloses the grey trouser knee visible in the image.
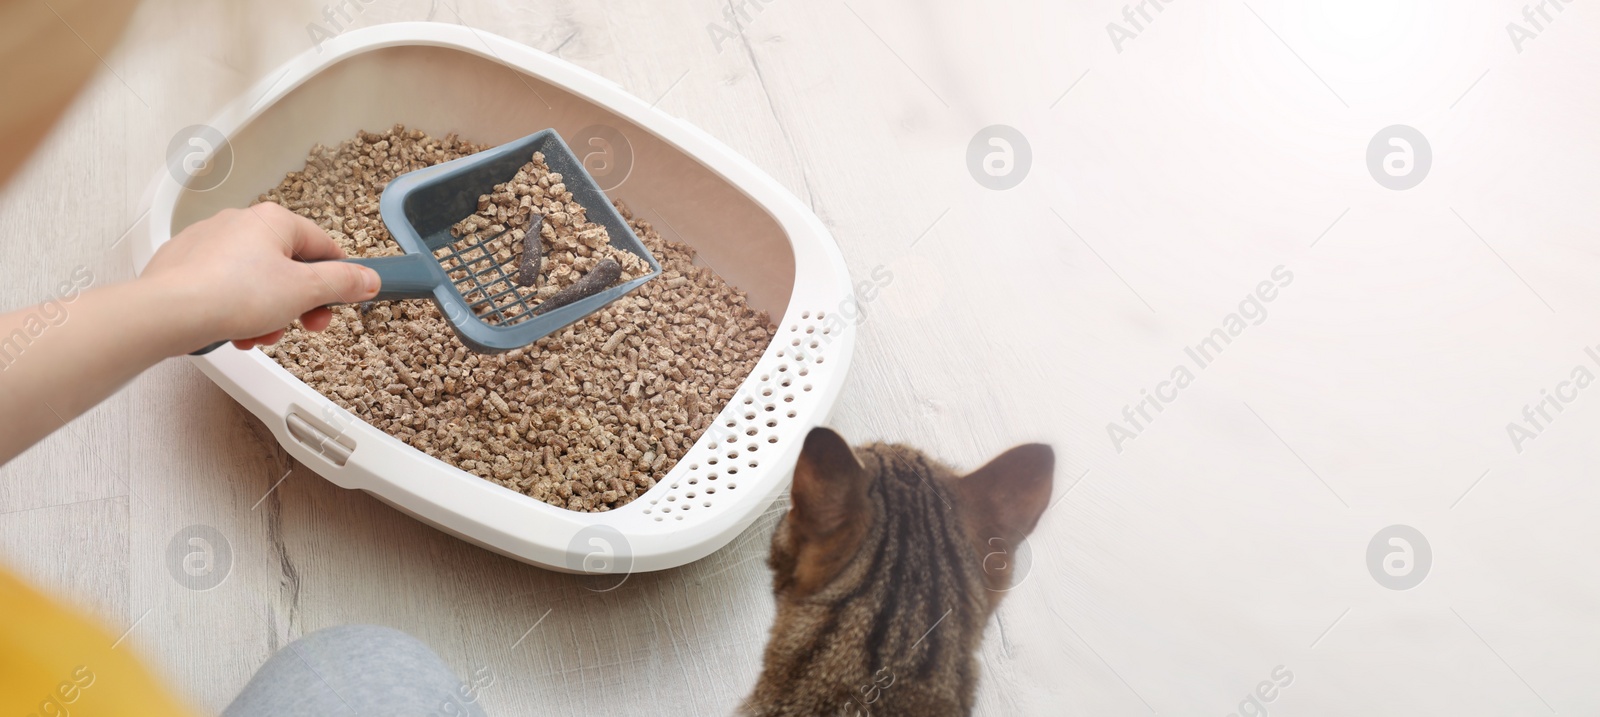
[222,625,489,717]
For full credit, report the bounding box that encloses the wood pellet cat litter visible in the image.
[259,126,775,512]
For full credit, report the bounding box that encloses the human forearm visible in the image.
[0,203,378,465]
[0,277,203,463]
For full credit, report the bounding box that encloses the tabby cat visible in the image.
[741,427,1055,717]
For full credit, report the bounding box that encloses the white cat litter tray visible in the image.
[130,23,855,573]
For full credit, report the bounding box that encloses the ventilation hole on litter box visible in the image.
[729,483,738,490]
[768,436,779,444]
[786,410,797,418]
[803,384,813,392]
[761,388,773,397]
[667,495,676,502]
[761,373,770,381]
[805,327,815,334]
[818,311,826,319]
[790,324,798,332]
[764,404,776,412]
[688,463,698,471]
[780,378,791,388]
[816,356,826,364]
[707,487,716,494]
[798,367,809,376]
[703,501,712,508]
[746,428,758,436]
[778,365,788,373]
[727,451,738,460]
[810,341,819,349]
[687,491,696,498]
[682,504,690,511]
[670,483,680,489]
[726,435,738,443]
[784,394,795,403]
[663,506,672,512]
[777,349,785,357]
[743,397,754,405]
[791,338,801,347]
[749,459,759,468]
[688,478,698,485]
[709,457,719,465]
[643,508,652,514]
[745,412,756,420]
[655,516,664,522]
[766,419,777,428]
[676,515,684,521]
[802,311,811,319]
[748,443,759,452]
[728,468,739,475]
[726,419,736,428]
[708,472,719,480]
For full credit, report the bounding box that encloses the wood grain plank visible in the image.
[17,0,1600,715]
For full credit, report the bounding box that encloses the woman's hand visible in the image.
[0,202,381,463]
[139,202,380,351]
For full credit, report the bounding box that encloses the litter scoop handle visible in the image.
[189,253,441,355]
[340,254,441,302]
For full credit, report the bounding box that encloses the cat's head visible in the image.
[746,427,1054,717]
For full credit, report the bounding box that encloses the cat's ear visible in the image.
[955,444,1055,549]
[789,426,869,539]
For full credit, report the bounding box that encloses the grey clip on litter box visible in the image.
[192,129,661,354]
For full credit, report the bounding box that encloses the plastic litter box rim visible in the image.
[130,22,856,573]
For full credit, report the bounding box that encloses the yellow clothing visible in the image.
[0,566,196,716]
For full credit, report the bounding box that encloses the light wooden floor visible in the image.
[5,0,1600,714]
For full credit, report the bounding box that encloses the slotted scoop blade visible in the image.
[193,129,661,354]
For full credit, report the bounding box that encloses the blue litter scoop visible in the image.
[192,129,661,354]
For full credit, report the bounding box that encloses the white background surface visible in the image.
[2,0,1597,714]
